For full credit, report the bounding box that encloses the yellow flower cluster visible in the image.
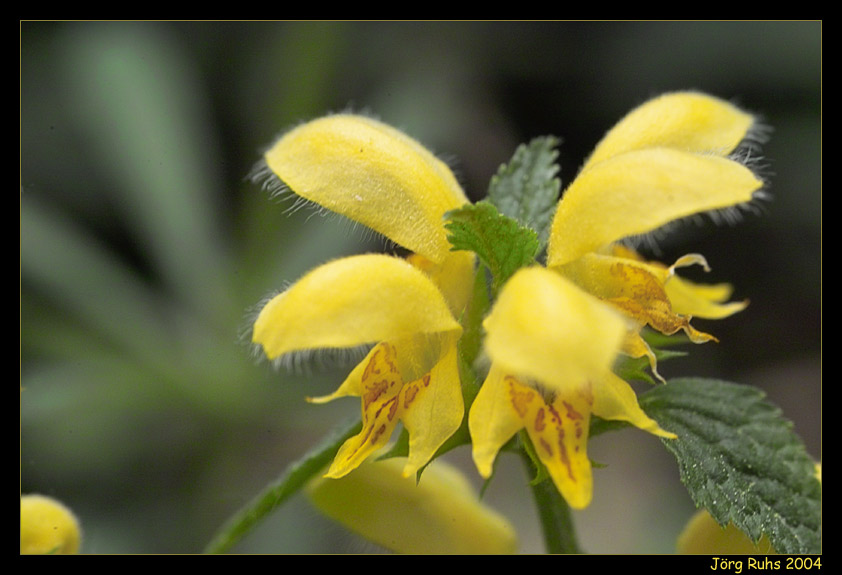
[252,92,761,509]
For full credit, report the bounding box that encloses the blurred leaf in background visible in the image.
[21,21,372,553]
[21,21,820,553]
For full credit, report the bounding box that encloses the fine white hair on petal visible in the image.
[248,159,313,208]
[741,113,773,151]
[621,226,673,258]
[618,118,771,256]
[242,285,379,376]
[249,158,337,221]
[620,187,768,257]
[268,344,375,377]
[239,286,289,361]
[248,158,402,252]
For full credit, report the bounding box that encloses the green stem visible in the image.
[520,448,584,554]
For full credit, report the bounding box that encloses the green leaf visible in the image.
[487,136,561,248]
[204,419,361,554]
[640,378,821,554]
[444,201,539,296]
[61,24,231,320]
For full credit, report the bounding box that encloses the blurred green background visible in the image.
[21,21,821,553]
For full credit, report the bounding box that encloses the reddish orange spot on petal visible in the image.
[562,401,584,420]
[534,407,546,432]
[403,382,419,408]
[507,377,535,418]
[539,437,553,457]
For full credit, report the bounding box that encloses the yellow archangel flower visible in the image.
[252,115,474,479]
[547,91,764,372]
[469,92,762,509]
[469,267,676,509]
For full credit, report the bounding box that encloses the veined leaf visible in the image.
[640,378,821,554]
[487,136,561,248]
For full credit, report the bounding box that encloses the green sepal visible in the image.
[639,378,821,554]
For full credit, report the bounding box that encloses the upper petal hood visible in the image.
[582,91,755,170]
[547,149,762,266]
[263,114,469,263]
[482,266,626,393]
[253,254,461,360]
[548,92,763,267]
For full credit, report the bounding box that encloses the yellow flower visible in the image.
[20,494,81,554]
[252,115,473,479]
[548,91,763,372]
[307,457,518,554]
[469,267,675,509]
[470,92,759,508]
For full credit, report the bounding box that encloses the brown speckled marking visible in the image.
[403,383,419,407]
[563,400,584,420]
[548,404,575,482]
[507,376,534,418]
[539,437,553,457]
[340,343,438,467]
[534,407,546,432]
[362,378,390,409]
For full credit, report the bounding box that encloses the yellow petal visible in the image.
[21,495,81,555]
[667,278,747,319]
[483,267,626,394]
[264,114,468,263]
[307,342,381,404]
[592,371,676,439]
[407,250,476,317]
[307,457,518,554]
[621,330,664,383]
[400,341,464,477]
[547,149,763,266]
[470,367,594,509]
[523,381,594,509]
[556,252,717,344]
[252,254,461,360]
[614,251,747,320]
[583,91,755,170]
[469,364,529,479]
[324,342,410,478]
[318,337,463,479]
[665,274,748,319]
[603,248,748,320]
